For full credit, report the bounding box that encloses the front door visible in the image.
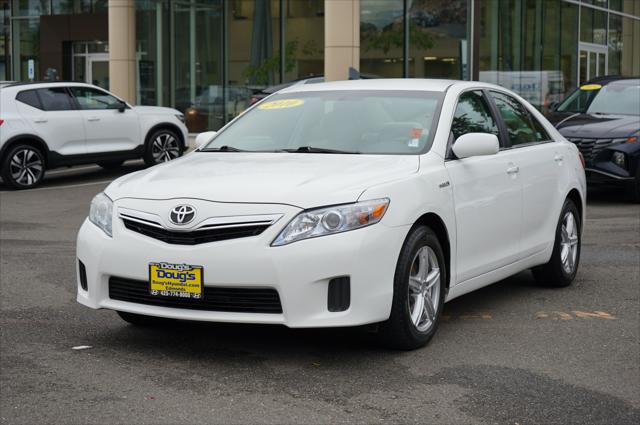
[68,86,140,154]
[445,90,523,284]
[579,43,608,85]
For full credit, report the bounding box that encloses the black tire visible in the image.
[532,198,581,287]
[143,128,183,167]
[97,160,124,170]
[116,311,172,326]
[0,143,46,190]
[627,162,640,203]
[378,225,447,350]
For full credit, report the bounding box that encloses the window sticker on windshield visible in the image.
[411,128,423,138]
[580,84,602,91]
[258,99,304,110]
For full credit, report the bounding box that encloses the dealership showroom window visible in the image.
[1,0,638,132]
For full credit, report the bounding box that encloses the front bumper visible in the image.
[76,200,408,328]
[585,162,636,190]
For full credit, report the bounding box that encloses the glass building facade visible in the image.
[1,0,639,132]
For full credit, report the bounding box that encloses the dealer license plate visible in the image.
[149,262,203,299]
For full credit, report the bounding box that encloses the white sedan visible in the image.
[77,79,586,349]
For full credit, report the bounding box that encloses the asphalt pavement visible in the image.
[0,164,638,424]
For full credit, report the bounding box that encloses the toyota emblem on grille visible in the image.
[169,205,196,225]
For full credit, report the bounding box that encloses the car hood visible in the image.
[132,105,181,115]
[105,152,420,208]
[551,113,640,139]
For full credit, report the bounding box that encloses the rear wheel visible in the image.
[143,128,183,166]
[1,144,46,190]
[97,160,124,170]
[116,311,173,326]
[378,226,446,350]
[532,198,581,287]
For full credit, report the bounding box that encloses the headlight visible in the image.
[176,114,185,123]
[272,198,389,246]
[89,192,113,237]
[611,151,626,169]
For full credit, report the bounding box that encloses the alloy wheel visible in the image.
[560,211,579,274]
[151,133,180,163]
[408,246,441,332]
[9,148,43,186]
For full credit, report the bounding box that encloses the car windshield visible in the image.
[557,81,640,116]
[203,90,444,154]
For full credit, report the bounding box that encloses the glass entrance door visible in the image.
[72,42,109,89]
[87,53,109,89]
[578,43,607,84]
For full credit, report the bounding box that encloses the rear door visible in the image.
[15,87,86,155]
[68,86,141,154]
[489,91,564,257]
[445,90,524,284]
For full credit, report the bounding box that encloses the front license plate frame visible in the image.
[148,262,204,300]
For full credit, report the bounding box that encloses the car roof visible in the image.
[2,81,98,90]
[584,75,639,86]
[277,78,462,94]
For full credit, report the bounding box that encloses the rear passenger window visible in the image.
[36,88,74,111]
[451,90,500,141]
[491,91,550,146]
[531,116,551,141]
[16,90,42,110]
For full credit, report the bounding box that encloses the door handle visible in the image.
[506,166,520,175]
[33,118,48,124]
[87,117,100,122]
[554,154,564,163]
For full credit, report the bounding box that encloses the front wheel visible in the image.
[627,162,640,203]
[1,144,46,190]
[378,226,446,350]
[532,198,581,287]
[143,128,183,167]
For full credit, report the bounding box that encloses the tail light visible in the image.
[0,119,4,126]
[578,151,585,168]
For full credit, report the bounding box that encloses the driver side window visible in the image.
[69,87,121,110]
[451,91,500,141]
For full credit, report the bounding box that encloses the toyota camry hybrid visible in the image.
[77,79,586,349]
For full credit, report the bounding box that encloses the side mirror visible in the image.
[195,131,217,149]
[117,101,127,113]
[452,133,499,159]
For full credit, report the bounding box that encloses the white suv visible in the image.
[0,82,188,189]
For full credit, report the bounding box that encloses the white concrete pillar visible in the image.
[324,0,360,81]
[108,0,136,103]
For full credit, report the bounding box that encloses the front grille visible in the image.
[567,138,614,162]
[109,277,283,314]
[122,218,270,245]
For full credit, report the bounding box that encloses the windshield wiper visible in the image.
[283,146,360,154]
[201,145,246,152]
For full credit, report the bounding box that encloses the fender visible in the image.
[143,123,187,151]
[0,134,51,166]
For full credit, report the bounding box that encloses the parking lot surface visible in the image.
[1,165,639,424]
